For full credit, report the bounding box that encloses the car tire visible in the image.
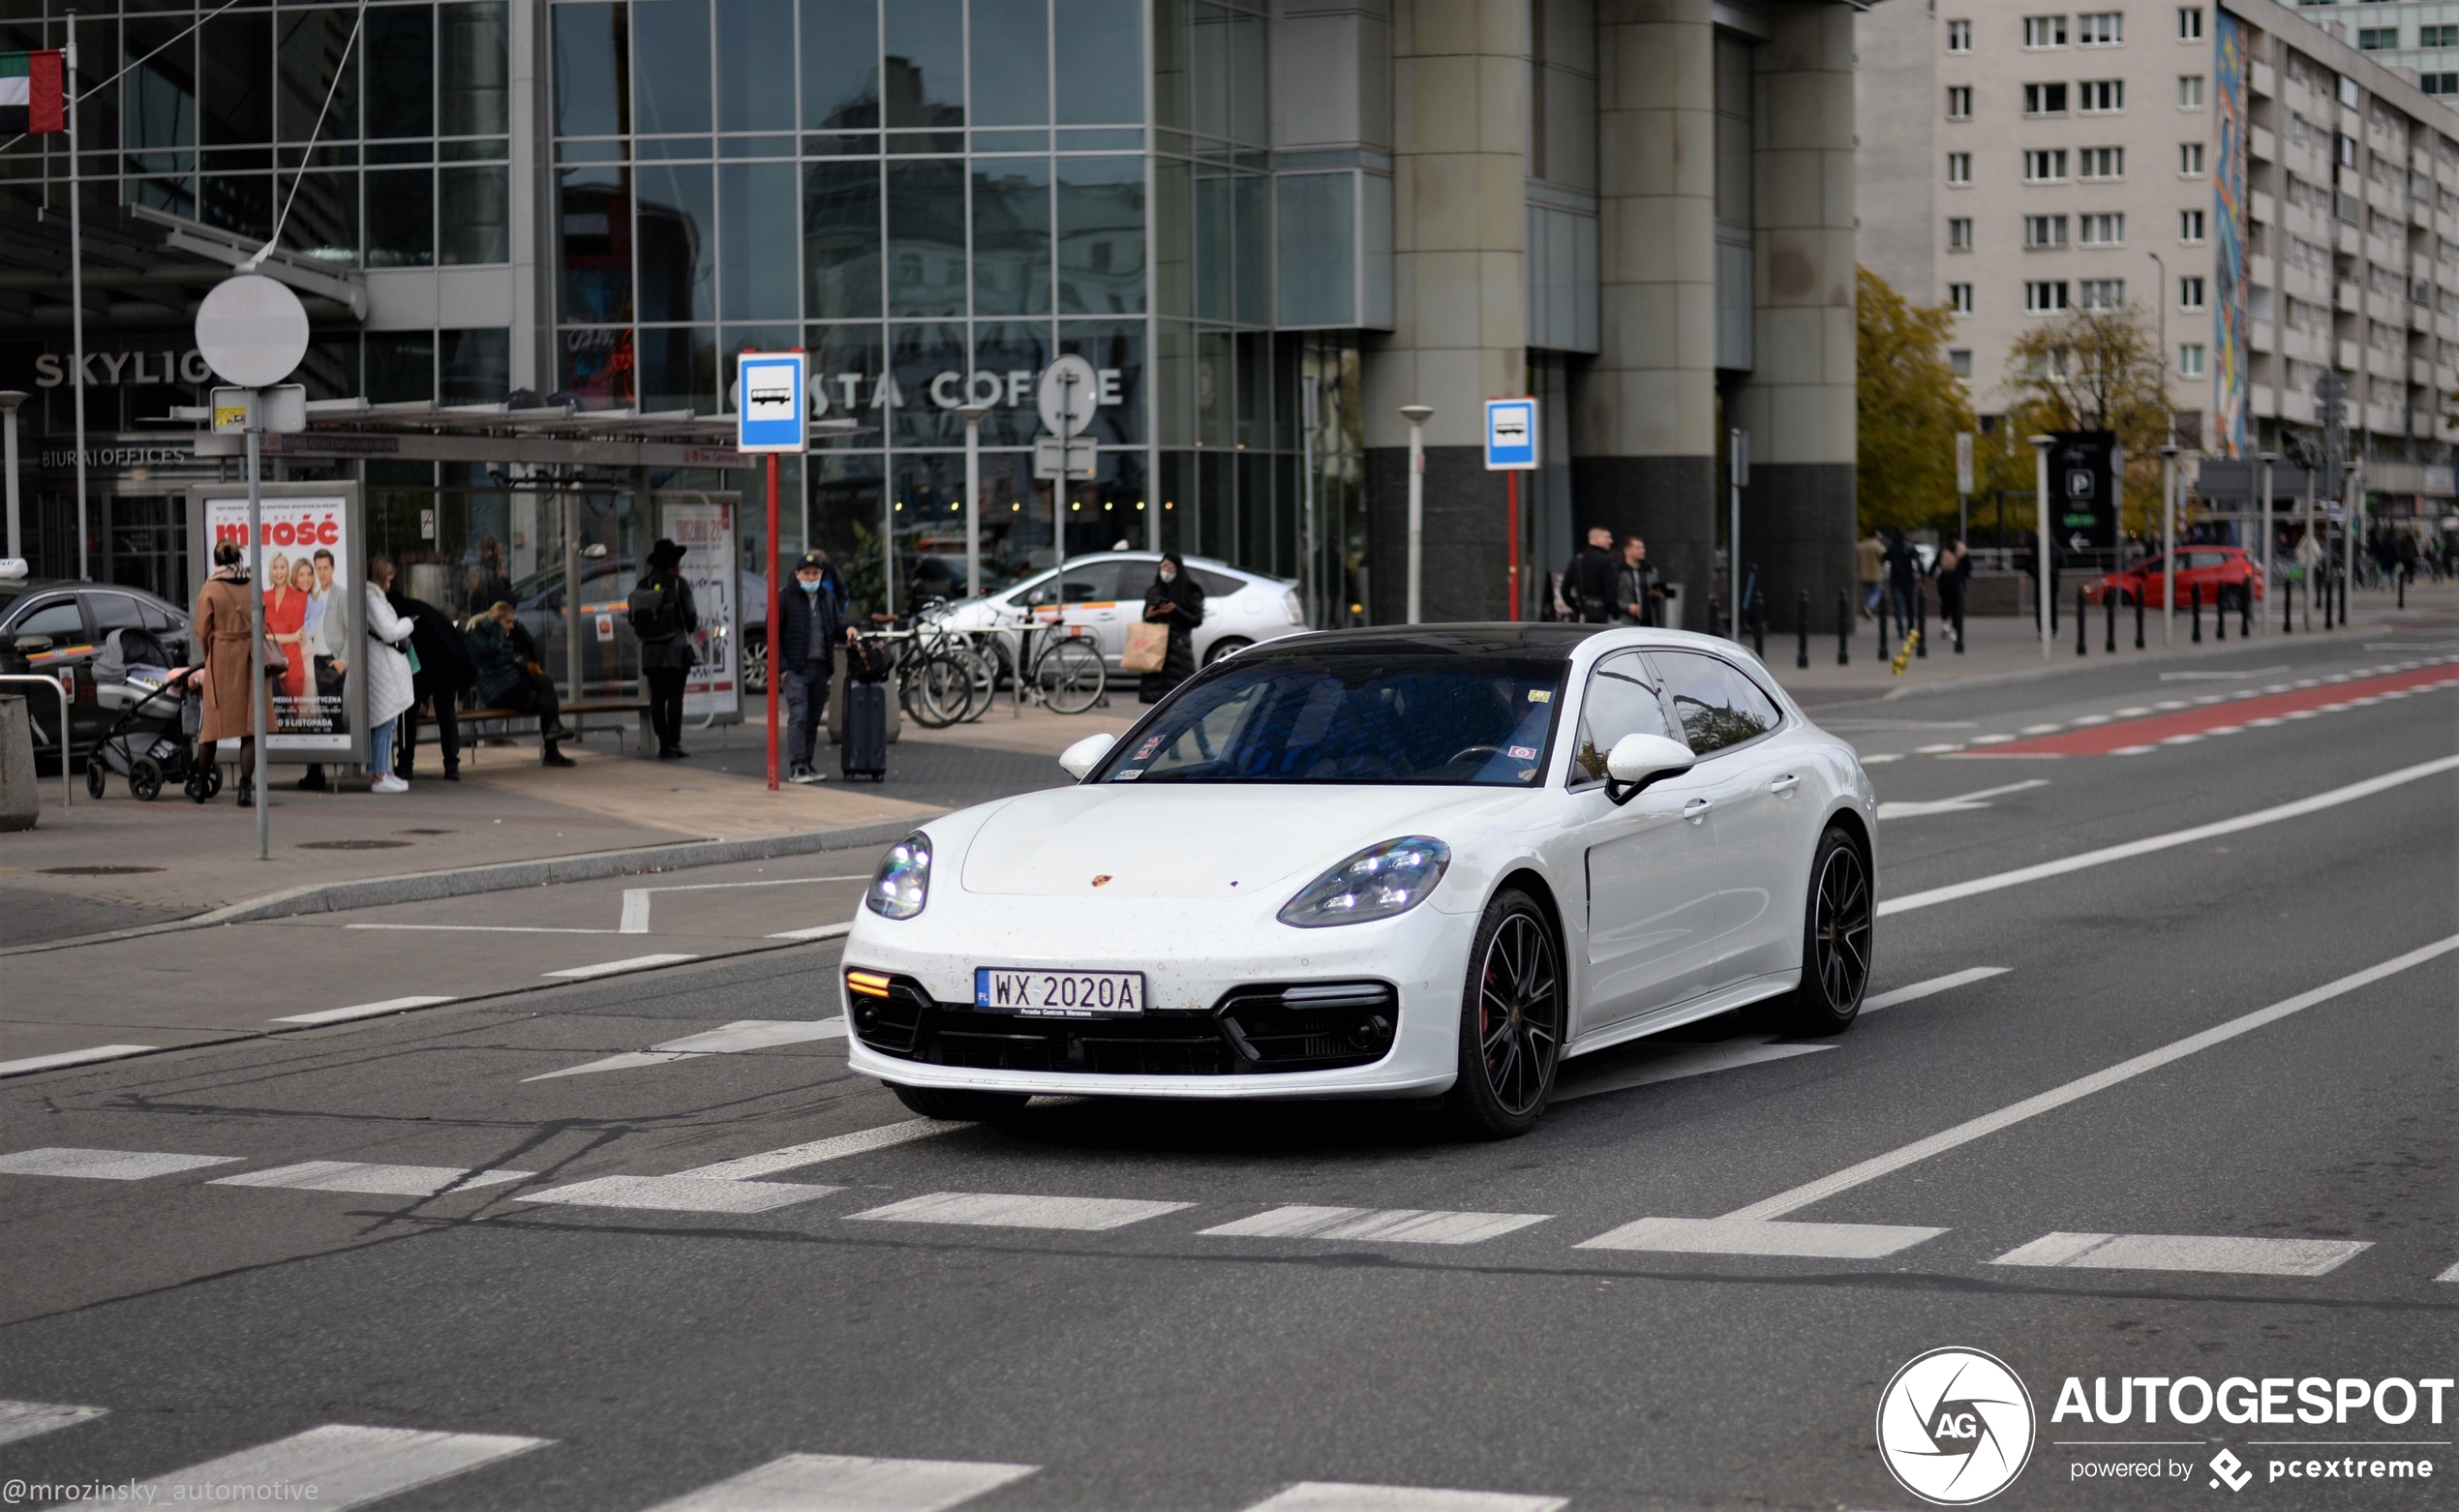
[1201,636,1252,667]
[887,1082,1032,1122]
[1445,888,1563,1139]
[1775,825,1872,1036]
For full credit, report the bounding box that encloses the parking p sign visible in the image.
[736,350,806,453]
[1484,397,1537,470]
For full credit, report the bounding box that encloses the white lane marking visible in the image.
[0,1147,242,1180]
[639,1453,1038,1512]
[2161,665,2289,680]
[2191,694,2226,705]
[1575,1216,1946,1259]
[2113,706,2153,715]
[2438,1261,2459,1284]
[2205,725,2245,737]
[1966,734,2017,745]
[2019,723,2063,735]
[1990,1231,2371,1277]
[673,1119,956,1181]
[1862,966,2011,1013]
[348,923,621,933]
[1875,778,2049,821]
[2108,744,2156,756]
[542,953,699,980]
[1877,756,2459,917]
[1553,1038,1834,1103]
[1860,753,1903,764]
[518,1174,841,1213]
[211,1162,531,1196]
[1243,1485,1567,1512]
[619,875,872,934]
[0,1400,106,1447]
[2153,700,2190,710]
[2069,713,2113,725]
[620,890,652,935]
[523,1019,848,1080]
[847,1191,1194,1231]
[770,922,856,941]
[93,1424,548,1510]
[0,1044,157,1077]
[2156,733,2204,745]
[273,996,456,1025]
[1199,1206,1551,1245]
[1721,934,2459,1223]
[1913,742,1965,754]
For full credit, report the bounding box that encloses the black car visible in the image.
[0,572,192,762]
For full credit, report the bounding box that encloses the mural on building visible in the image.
[2213,10,2251,458]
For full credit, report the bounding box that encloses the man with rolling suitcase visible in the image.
[775,551,855,783]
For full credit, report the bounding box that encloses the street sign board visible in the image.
[735,351,806,453]
[1032,436,1098,479]
[1038,355,1099,438]
[195,275,309,389]
[1484,397,1537,470]
[2049,430,2119,551]
[211,384,306,435]
[1956,432,1974,495]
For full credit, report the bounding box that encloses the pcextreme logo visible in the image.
[1877,1347,2038,1505]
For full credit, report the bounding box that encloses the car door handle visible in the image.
[1770,774,1801,796]
[1683,798,1713,823]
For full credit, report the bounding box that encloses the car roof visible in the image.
[1242,623,1606,660]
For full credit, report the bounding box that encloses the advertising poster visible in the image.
[663,497,738,719]
[198,492,357,754]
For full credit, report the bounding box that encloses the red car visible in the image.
[2087,545,2266,608]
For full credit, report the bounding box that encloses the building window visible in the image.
[1948,152,1973,186]
[2080,79,2125,113]
[1948,17,1972,53]
[2079,278,2126,310]
[2079,13,2123,46]
[2080,146,2124,180]
[2024,148,2070,183]
[2080,213,2125,246]
[2026,280,2071,314]
[1949,217,1975,252]
[2179,343,2206,377]
[1950,348,1974,377]
[2180,276,2207,309]
[2179,75,2205,108]
[2180,207,2207,242]
[1949,283,1974,312]
[2358,27,2398,51]
[2026,214,2071,248]
[2024,82,2071,115]
[1948,85,1974,119]
[2424,74,2459,97]
[2424,26,2459,48]
[2178,9,2204,42]
[2179,141,2205,175]
[2024,15,2069,48]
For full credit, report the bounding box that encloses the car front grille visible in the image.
[846,972,1399,1076]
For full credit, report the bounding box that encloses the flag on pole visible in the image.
[0,51,67,135]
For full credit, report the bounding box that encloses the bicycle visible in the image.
[858,605,999,728]
[1009,616,1107,715]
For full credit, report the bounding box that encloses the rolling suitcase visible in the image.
[840,680,889,781]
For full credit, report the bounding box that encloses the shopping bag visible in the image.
[1122,620,1169,675]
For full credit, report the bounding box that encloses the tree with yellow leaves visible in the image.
[1981,304,2172,538]
[1856,266,1975,533]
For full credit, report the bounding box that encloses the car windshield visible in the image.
[1096,652,1565,786]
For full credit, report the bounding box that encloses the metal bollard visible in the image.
[1876,592,1890,663]
[2337,567,2348,627]
[2398,567,2407,609]
[1915,584,1928,658]
[2215,581,2227,640]
[2076,585,2087,655]
[2105,585,2116,653]
[2239,582,2252,638]
[2135,587,2145,650]
[2190,581,2201,643]
[1796,589,1810,669]
[1837,590,1850,665]
[2285,570,2295,634]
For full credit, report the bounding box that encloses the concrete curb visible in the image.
[0,816,929,958]
[1868,614,2418,702]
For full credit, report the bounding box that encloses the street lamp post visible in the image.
[0,391,25,561]
[2030,435,2056,659]
[1399,405,1433,624]
[955,402,991,605]
[2159,444,2179,646]
[2257,450,2277,635]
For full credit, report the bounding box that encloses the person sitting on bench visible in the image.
[465,600,575,767]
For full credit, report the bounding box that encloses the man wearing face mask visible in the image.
[775,550,857,782]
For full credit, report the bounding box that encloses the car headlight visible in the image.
[1278,836,1451,928]
[866,832,932,920]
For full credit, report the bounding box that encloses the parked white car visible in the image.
[926,552,1306,671]
[841,624,1879,1137]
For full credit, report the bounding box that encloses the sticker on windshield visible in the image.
[1135,737,1162,759]
[1527,689,1552,702]
[1508,745,1537,759]
[1114,769,1142,780]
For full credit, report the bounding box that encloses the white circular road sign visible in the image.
[195,275,311,389]
[1037,354,1099,438]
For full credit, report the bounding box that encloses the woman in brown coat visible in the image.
[191,537,271,806]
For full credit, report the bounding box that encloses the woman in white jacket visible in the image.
[362,556,418,793]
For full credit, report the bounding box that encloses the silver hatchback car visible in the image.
[929,552,1307,670]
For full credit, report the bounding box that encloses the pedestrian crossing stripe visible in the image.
[1990,1231,2372,1278]
[210,1161,532,1197]
[847,1191,1195,1231]
[0,1399,106,1448]
[86,1424,549,1511]
[637,1452,1037,1512]
[1200,1206,1549,1245]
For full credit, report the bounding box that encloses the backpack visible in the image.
[627,576,683,639]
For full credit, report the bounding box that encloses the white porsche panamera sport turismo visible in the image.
[840,625,1878,1137]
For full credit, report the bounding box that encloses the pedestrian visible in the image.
[1615,535,1663,626]
[465,600,576,767]
[390,582,476,782]
[361,557,418,794]
[1883,529,1922,633]
[189,538,275,807]
[1934,534,1971,649]
[1562,526,1620,623]
[1138,552,1206,703]
[774,550,853,781]
[463,534,512,617]
[1855,530,1886,619]
[633,537,700,761]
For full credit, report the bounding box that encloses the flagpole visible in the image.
[64,8,90,580]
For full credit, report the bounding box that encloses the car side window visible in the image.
[1188,566,1243,598]
[86,593,145,633]
[14,598,87,644]
[1567,650,1675,788]
[1652,650,1778,756]
[1058,561,1124,603]
[139,598,177,631]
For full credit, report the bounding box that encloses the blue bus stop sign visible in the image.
[1485,397,1537,470]
[736,351,806,453]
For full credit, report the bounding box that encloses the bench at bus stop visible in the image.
[410,695,651,764]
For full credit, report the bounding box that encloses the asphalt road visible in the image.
[0,626,2452,1512]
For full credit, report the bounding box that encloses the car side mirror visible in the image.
[9,634,53,656]
[1604,732,1695,805]
[1059,732,1117,780]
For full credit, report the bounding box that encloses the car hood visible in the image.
[957,783,1530,900]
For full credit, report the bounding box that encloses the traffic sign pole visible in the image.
[1505,470,1520,621]
[245,392,267,857]
[734,350,808,794]
[766,453,780,791]
[1483,398,1538,622]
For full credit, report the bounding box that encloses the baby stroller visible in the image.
[88,626,216,802]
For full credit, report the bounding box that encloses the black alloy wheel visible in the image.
[1779,826,1872,1034]
[1449,889,1563,1138]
